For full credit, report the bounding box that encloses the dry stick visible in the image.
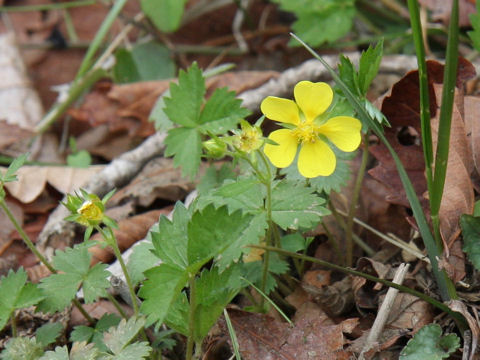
[359,263,410,359]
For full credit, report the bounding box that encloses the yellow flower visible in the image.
[233,120,263,153]
[77,199,104,226]
[261,81,362,178]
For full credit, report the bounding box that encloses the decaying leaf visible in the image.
[2,165,104,203]
[418,0,477,27]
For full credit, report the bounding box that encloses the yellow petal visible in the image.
[298,140,336,178]
[318,116,362,152]
[260,97,300,125]
[294,81,333,122]
[264,129,298,168]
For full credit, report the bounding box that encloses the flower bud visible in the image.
[203,138,227,158]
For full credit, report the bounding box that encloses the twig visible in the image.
[232,0,250,52]
[359,263,410,359]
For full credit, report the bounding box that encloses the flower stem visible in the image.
[186,275,197,360]
[345,134,369,267]
[96,226,139,316]
[0,199,95,323]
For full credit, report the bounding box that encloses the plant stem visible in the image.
[106,292,128,319]
[186,275,197,360]
[0,0,95,12]
[97,226,139,316]
[10,313,17,337]
[345,134,369,267]
[1,198,95,323]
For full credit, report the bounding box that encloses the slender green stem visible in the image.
[345,134,370,267]
[0,200,55,273]
[251,245,467,331]
[106,292,128,319]
[407,0,434,195]
[96,226,139,316]
[186,275,197,360]
[430,0,459,237]
[0,0,96,12]
[290,33,456,301]
[10,313,17,337]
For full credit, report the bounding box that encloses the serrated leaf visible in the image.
[164,292,189,336]
[70,342,99,360]
[103,317,146,355]
[149,89,173,132]
[0,337,44,360]
[127,241,159,285]
[197,163,236,195]
[193,266,240,341]
[400,323,460,359]
[0,268,44,330]
[358,39,383,95]
[468,1,480,52]
[139,264,189,326]
[271,181,330,230]
[141,0,187,33]
[338,55,360,96]
[100,342,151,360]
[38,247,109,312]
[36,322,63,346]
[151,202,189,268]
[198,87,250,134]
[71,314,121,352]
[164,127,202,179]
[39,346,69,360]
[460,214,480,270]
[164,63,205,127]
[187,205,253,267]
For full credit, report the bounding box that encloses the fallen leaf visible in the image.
[418,0,477,27]
[2,165,104,203]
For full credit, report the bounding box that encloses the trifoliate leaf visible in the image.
[103,317,147,355]
[358,39,383,95]
[70,313,121,352]
[460,214,480,270]
[164,127,202,179]
[0,337,44,360]
[0,268,44,331]
[164,63,205,127]
[36,322,63,347]
[38,247,110,312]
[139,264,189,326]
[151,202,190,268]
[187,205,253,268]
[198,87,250,133]
[469,1,480,52]
[193,265,241,341]
[271,180,329,230]
[399,323,460,359]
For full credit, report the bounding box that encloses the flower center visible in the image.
[292,122,320,144]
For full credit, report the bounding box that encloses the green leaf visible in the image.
[2,153,28,183]
[38,247,110,312]
[39,346,69,360]
[0,268,44,331]
[164,63,205,127]
[164,292,189,336]
[102,317,151,359]
[358,39,384,95]
[468,0,480,52]
[40,342,99,360]
[36,322,63,346]
[164,127,202,179]
[198,87,250,134]
[70,314,121,352]
[281,233,308,253]
[141,0,187,33]
[274,0,356,47]
[193,266,240,341]
[187,205,253,268]
[197,164,236,195]
[127,241,159,285]
[460,214,480,270]
[0,337,44,360]
[338,54,360,96]
[113,42,175,83]
[271,180,330,230]
[67,150,92,168]
[151,202,190,268]
[400,323,460,359]
[139,264,189,326]
[149,89,173,132]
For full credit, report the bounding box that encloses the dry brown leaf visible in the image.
[221,308,355,360]
[2,165,104,203]
[418,0,476,27]
[381,293,433,331]
[88,208,170,265]
[464,96,480,176]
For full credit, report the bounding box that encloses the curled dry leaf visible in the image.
[2,165,104,203]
